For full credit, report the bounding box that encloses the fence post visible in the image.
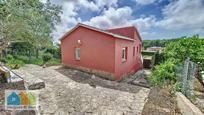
[181,58,196,99]
[182,58,189,96]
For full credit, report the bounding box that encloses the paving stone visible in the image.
[20,64,150,114]
[13,69,45,90]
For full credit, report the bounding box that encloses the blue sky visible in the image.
[48,0,204,42]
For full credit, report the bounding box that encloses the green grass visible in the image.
[1,54,61,69]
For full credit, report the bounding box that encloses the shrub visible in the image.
[16,55,30,63]
[6,59,25,69]
[30,58,44,65]
[163,36,204,65]
[6,54,13,60]
[47,58,60,65]
[148,59,177,86]
[171,82,182,95]
[42,53,53,64]
[45,46,60,59]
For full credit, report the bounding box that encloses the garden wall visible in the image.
[176,92,203,115]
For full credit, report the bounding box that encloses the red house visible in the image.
[60,23,143,80]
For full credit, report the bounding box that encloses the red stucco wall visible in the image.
[61,26,115,74]
[114,34,142,80]
[61,25,142,80]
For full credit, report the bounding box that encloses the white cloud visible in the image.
[50,0,204,41]
[85,6,156,33]
[85,7,133,29]
[96,0,118,8]
[76,0,118,11]
[50,0,119,42]
[134,0,156,5]
[50,1,79,42]
[130,16,156,30]
[134,0,204,39]
[156,0,204,30]
[140,31,157,39]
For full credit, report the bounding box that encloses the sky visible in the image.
[47,0,204,42]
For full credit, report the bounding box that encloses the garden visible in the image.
[144,35,204,113]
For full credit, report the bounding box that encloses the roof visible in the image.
[107,26,135,39]
[107,26,142,42]
[60,23,134,41]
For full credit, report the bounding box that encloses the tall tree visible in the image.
[0,0,61,53]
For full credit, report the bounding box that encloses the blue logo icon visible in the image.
[7,92,20,105]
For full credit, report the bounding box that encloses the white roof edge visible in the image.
[60,23,134,41]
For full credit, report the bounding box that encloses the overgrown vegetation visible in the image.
[0,43,61,69]
[149,59,177,86]
[149,35,204,87]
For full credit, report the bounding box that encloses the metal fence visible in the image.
[176,58,196,99]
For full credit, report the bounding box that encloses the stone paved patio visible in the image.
[17,65,150,115]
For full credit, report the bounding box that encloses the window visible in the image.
[75,48,80,60]
[139,44,142,53]
[122,47,127,62]
[137,46,139,53]
[133,46,135,56]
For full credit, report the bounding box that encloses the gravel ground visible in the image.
[56,67,146,94]
[17,65,150,115]
[1,65,184,115]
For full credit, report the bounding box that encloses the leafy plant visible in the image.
[30,58,44,65]
[148,59,177,86]
[149,35,204,86]
[171,82,182,95]
[45,46,60,59]
[6,59,25,69]
[47,58,61,65]
[164,35,204,65]
[6,54,14,60]
[16,55,30,63]
[42,53,53,64]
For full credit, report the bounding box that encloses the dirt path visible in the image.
[18,65,150,115]
[141,87,180,115]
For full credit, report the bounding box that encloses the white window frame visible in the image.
[75,48,80,60]
[122,47,127,62]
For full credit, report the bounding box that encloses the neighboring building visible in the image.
[142,50,157,69]
[146,46,164,53]
[60,23,143,80]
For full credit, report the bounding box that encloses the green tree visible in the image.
[164,35,204,64]
[0,0,61,53]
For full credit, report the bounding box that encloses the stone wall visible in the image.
[176,92,203,115]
